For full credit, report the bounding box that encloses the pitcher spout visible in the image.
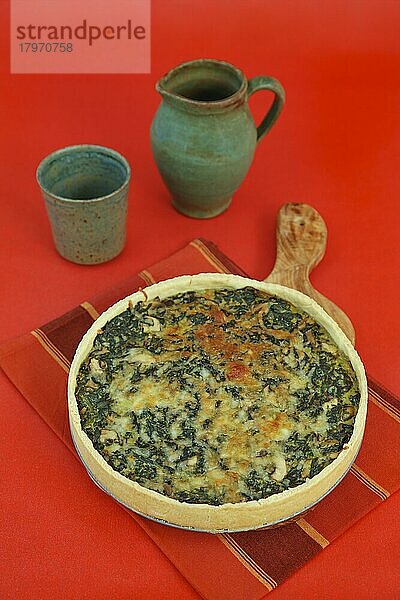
[155,74,176,100]
[155,58,247,109]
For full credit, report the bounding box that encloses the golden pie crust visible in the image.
[68,274,368,532]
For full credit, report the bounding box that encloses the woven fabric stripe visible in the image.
[90,273,145,314]
[231,523,323,585]
[197,239,248,278]
[31,330,70,372]
[0,335,71,444]
[350,464,389,500]
[300,464,383,541]
[353,399,400,494]
[139,269,157,285]
[80,302,100,320]
[295,518,330,548]
[41,305,94,362]
[142,518,268,600]
[189,239,232,273]
[219,534,277,590]
[368,377,400,414]
[370,395,400,424]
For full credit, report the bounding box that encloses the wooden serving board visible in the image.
[265,203,355,345]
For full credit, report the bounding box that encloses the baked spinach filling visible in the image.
[76,287,359,505]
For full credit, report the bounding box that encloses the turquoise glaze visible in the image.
[151,59,285,218]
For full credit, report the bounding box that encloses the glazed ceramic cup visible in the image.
[37,145,131,265]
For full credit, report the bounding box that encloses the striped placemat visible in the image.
[1,238,399,600]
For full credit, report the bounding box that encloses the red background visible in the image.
[1,1,399,598]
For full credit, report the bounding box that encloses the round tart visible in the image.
[68,274,368,532]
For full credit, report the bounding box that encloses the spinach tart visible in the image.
[68,274,368,532]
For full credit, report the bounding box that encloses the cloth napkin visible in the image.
[1,238,400,600]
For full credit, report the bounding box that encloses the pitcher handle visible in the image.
[247,76,285,142]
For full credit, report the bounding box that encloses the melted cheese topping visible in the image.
[76,287,360,505]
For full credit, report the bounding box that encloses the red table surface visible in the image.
[1,1,399,598]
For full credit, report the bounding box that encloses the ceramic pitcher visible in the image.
[150,58,285,218]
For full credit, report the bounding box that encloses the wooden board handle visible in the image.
[265,203,356,345]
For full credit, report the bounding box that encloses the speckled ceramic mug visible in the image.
[37,145,131,265]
